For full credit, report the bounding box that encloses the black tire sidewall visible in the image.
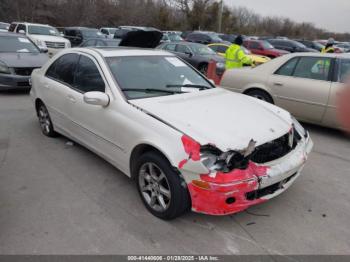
[135,152,190,220]
[247,90,273,104]
[38,103,57,137]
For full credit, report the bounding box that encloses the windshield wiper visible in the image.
[166,84,212,90]
[122,88,184,94]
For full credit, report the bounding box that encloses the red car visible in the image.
[244,40,290,58]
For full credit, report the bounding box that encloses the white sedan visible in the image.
[30,48,313,219]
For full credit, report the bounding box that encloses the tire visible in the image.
[135,152,191,220]
[246,89,273,104]
[37,103,58,137]
[198,63,208,75]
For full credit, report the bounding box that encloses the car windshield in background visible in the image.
[261,41,274,49]
[28,26,59,36]
[82,30,103,38]
[104,40,121,46]
[190,44,216,55]
[208,33,222,42]
[314,42,325,49]
[107,56,213,99]
[168,34,183,41]
[0,36,39,53]
[0,23,9,30]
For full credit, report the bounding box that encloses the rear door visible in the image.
[323,58,350,128]
[175,44,194,64]
[268,56,333,123]
[42,53,80,130]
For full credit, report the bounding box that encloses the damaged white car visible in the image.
[30,44,313,219]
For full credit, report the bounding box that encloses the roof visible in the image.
[0,31,25,37]
[85,47,174,58]
[11,22,51,27]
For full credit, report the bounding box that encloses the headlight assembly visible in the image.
[0,61,11,74]
[292,116,307,138]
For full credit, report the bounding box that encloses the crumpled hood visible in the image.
[130,88,293,151]
[28,34,69,43]
[0,53,49,68]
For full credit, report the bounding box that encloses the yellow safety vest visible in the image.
[225,44,252,69]
[321,46,335,53]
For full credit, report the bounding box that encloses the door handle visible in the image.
[67,95,76,103]
[274,82,284,86]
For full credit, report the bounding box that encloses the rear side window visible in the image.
[73,55,105,93]
[8,23,17,32]
[338,59,350,83]
[293,57,331,81]
[16,24,26,33]
[164,44,176,51]
[217,45,228,53]
[176,44,191,54]
[46,54,79,86]
[275,57,299,76]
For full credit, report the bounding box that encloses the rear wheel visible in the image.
[246,89,273,104]
[135,152,190,220]
[37,103,57,137]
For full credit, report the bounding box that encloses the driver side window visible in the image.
[73,55,105,93]
[176,45,190,54]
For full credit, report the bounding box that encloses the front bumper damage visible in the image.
[179,134,313,216]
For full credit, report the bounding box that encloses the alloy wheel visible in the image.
[138,162,171,212]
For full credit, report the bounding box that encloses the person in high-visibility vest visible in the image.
[225,35,252,69]
[321,38,335,53]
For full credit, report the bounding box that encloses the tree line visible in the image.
[0,0,349,41]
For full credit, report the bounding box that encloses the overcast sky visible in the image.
[224,0,350,33]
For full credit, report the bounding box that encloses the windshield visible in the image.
[82,29,103,38]
[0,23,9,30]
[168,34,183,41]
[208,33,223,42]
[261,41,274,49]
[28,25,59,36]
[0,36,39,53]
[190,44,216,55]
[107,56,213,99]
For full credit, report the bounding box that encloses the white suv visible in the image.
[9,22,70,57]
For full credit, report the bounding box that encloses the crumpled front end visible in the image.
[178,124,313,216]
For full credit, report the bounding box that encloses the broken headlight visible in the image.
[292,117,307,138]
[200,145,252,173]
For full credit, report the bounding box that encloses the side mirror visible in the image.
[39,47,48,53]
[18,30,25,34]
[83,92,110,107]
[185,51,193,57]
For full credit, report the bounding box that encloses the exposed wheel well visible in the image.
[129,144,171,179]
[243,88,274,104]
[198,62,208,69]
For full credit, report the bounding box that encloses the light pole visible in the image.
[218,0,224,33]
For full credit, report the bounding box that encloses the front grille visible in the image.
[246,173,297,200]
[250,129,300,164]
[45,41,65,49]
[14,68,37,76]
[17,81,30,87]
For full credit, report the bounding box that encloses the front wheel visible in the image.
[37,103,57,137]
[135,152,190,220]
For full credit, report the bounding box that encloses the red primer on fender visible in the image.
[188,162,269,215]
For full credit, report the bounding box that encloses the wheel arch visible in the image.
[243,85,275,104]
[129,143,175,179]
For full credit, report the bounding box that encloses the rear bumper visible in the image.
[188,136,313,216]
[0,74,31,90]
